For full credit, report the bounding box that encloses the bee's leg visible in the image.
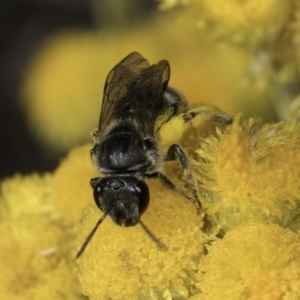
[211,114,233,125]
[145,172,195,203]
[183,108,233,124]
[165,144,202,210]
[183,111,199,122]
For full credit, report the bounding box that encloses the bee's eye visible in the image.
[135,180,150,215]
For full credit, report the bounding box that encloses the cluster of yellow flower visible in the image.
[1,111,300,299]
[0,151,90,300]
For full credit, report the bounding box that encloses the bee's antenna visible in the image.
[76,213,108,259]
[139,220,168,251]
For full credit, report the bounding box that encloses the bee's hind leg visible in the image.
[183,105,233,125]
[165,144,202,210]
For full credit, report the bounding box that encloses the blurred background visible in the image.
[0,0,299,179]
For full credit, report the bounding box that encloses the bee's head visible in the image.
[90,176,150,226]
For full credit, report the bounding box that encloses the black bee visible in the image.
[76,52,231,258]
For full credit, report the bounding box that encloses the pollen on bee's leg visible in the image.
[183,111,200,122]
[212,114,233,125]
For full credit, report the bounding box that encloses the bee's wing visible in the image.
[97,52,170,138]
[122,59,170,137]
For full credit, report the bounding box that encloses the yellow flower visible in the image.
[194,116,300,231]
[0,153,89,298]
[51,144,95,223]
[0,144,95,225]
[2,105,300,299]
[194,223,300,299]
[0,139,207,299]
[0,173,53,219]
[0,216,81,299]
[21,32,105,154]
[197,0,291,46]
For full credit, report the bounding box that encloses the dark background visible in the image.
[0,0,156,179]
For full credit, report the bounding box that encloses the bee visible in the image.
[76,52,232,258]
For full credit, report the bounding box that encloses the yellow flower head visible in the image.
[0,173,53,220]
[194,116,300,230]
[21,32,105,154]
[2,96,300,299]
[51,144,95,223]
[198,0,291,46]
[195,223,300,300]
[0,167,85,298]
[0,216,81,299]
